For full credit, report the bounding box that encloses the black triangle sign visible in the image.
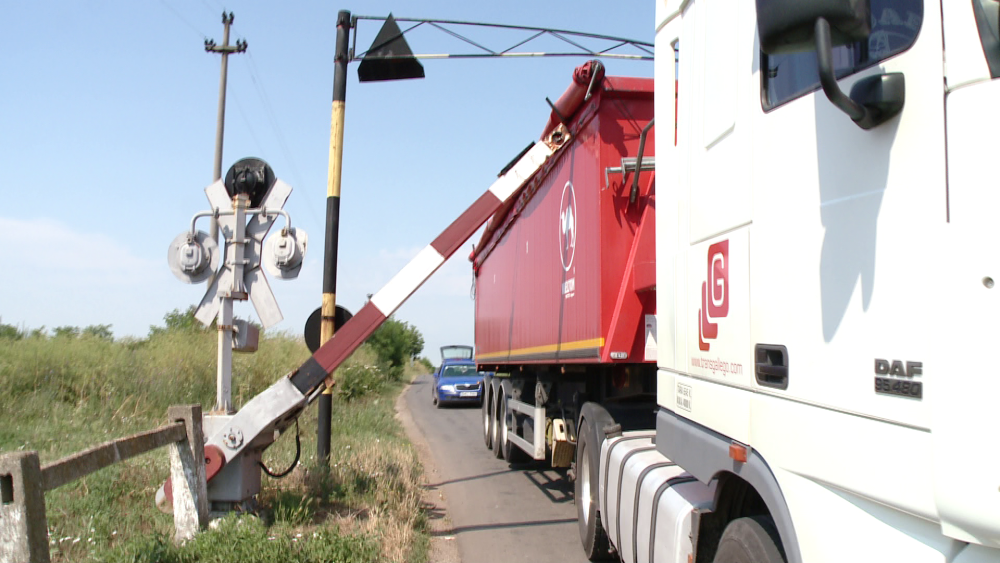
[358,14,425,82]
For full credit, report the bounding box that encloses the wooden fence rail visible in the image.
[40,422,186,492]
[0,405,208,563]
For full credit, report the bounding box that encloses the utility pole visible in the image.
[205,12,248,249]
[205,12,247,413]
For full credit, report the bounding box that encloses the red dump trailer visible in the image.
[473,63,656,474]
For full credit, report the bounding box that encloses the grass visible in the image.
[0,329,429,563]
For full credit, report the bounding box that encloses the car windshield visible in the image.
[441,365,478,378]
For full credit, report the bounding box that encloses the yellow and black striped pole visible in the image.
[317,9,351,464]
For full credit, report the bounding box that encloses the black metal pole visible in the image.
[317,10,351,465]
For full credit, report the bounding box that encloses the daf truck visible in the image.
[475,1,1000,561]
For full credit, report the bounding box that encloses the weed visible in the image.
[264,490,316,527]
[0,328,430,563]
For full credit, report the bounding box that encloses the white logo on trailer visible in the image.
[559,181,577,272]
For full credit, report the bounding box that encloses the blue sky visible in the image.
[0,1,653,363]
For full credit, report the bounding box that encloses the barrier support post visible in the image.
[167,405,209,541]
[0,451,49,563]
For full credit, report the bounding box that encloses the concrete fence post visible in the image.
[0,451,49,563]
[167,405,208,542]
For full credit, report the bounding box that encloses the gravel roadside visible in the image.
[395,379,462,563]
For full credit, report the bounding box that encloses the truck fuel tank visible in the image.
[600,431,716,563]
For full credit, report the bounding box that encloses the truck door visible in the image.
[656,0,758,446]
[748,0,945,516]
[678,0,757,446]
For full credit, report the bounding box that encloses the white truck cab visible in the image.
[647,0,1000,561]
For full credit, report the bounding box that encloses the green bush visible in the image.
[335,363,383,401]
[415,357,434,373]
[147,306,212,338]
[364,317,424,379]
[0,321,25,340]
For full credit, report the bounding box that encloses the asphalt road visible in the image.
[400,373,594,563]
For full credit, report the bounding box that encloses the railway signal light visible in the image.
[224,157,274,208]
[187,158,308,330]
[170,157,307,414]
[167,230,219,284]
[263,227,308,279]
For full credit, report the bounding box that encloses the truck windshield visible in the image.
[441,365,478,378]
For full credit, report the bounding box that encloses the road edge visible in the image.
[395,374,462,563]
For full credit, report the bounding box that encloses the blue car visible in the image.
[432,346,485,407]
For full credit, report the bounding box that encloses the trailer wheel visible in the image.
[492,380,504,459]
[576,404,614,560]
[501,392,528,463]
[482,377,493,449]
[712,516,786,563]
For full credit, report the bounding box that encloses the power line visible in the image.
[230,89,266,157]
[240,53,320,231]
[200,0,224,18]
[159,0,208,40]
[244,53,297,178]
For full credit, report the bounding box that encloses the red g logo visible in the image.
[698,240,729,351]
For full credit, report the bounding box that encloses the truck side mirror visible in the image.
[756,0,904,130]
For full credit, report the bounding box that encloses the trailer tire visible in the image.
[712,516,786,563]
[576,403,614,560]
[492,380,504,459]
[501,392,529,463]
[482,377,494,449]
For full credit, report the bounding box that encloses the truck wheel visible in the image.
[482,377,493,449]
[712,516,786,563]
[492,380,504,459]
[576,403,614,560]
[501,392,528,463]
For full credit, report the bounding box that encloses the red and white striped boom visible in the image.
[289,127,570,397]
[198,125,569,471]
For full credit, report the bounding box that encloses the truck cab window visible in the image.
[762,0,923,110]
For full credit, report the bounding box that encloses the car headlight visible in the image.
[439,384,456,393]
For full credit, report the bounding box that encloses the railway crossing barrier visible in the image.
[0,405,208,563]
